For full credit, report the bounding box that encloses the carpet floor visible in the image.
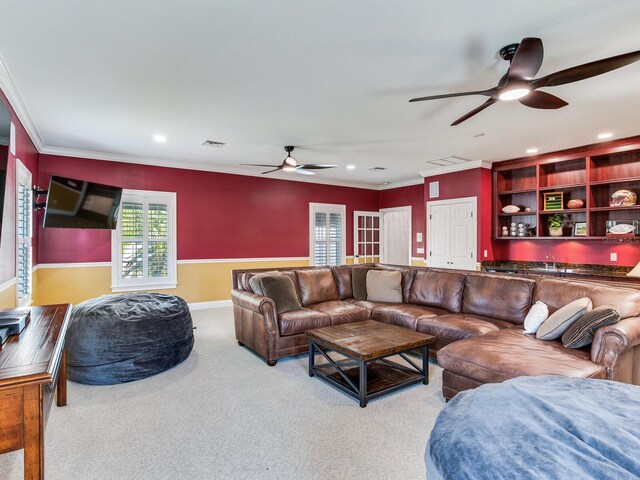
[0,307,446,480]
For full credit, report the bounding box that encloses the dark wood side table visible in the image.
[0,304,72,480]
[306,320,435,407]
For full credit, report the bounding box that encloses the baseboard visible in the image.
[188,300,232,310]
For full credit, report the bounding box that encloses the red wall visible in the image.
[0,91,40,283]
[379,184,424,257]
[37,155,379,263]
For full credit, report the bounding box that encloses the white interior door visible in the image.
[427,197,477,271]
[380,207,411,265]
[353,211,382,264]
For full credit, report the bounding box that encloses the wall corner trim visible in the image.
[0,276,17,294]
[419,160,493,178]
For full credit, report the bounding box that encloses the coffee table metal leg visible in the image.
[308,339,315,377]
[423,346,429,385]
[359,360,368,408]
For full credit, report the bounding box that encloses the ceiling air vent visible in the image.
[426,156,470,167]
[368,167,387,171]
[202,140,226,148]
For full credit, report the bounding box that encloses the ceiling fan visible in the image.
[241,146,338,175]
[409,37,640,126]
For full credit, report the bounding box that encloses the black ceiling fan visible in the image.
[241,146,338,175]
[409,37,640,126]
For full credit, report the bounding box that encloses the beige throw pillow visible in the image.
[366,270,402,303]
[536,297,592,340]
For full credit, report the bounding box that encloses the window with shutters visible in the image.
[16,160,32,307]
[111,189,177,292]
[309,203,346,266]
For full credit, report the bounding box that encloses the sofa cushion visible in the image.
[351,267,372,300]
[562,305,620,349]
[462,274,535,324]
[296,268,339,306]
[366,270,402,303]
[408,270,465,312]
[537,297,592,340]
[248,270,283,295]
[376,265,417,302]
[260,275,302,315]
[307,300,369,326]
[523,301,549,335]
[371,304,446,330]
[331,265,353,300]
[417,314,512,352]
[278,308,332,336]
[437,328,605,384]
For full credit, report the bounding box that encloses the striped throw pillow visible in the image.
[562,305,620,348]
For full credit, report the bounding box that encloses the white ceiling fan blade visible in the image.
[295,168,316,175]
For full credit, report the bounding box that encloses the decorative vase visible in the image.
[549,227,563,237]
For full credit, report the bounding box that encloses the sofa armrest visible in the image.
[591,316,640,381]
[231,289,278,334]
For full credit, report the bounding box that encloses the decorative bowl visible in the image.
[501,205,520,214]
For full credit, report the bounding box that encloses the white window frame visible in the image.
[309,202,346,266]
[16,159,32,307]
[111,189,177,292]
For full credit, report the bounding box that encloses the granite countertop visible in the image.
[481,261,636,280]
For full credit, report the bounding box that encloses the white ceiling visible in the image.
[1,1,640,188]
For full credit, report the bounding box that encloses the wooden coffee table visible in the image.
[306,320,435,407]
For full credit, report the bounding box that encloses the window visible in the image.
[16,160,32,306]
[112,189,177,292]
[309,203,346,266]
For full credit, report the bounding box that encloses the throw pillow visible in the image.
[366,270,402,303]
[562,305,620,348]
[352,267,371,301]
[260,275,302,315]
[536,297,592,340]
[523,301,549,335]
[248,270,283,296]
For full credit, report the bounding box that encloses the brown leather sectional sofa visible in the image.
[231,264,640,399]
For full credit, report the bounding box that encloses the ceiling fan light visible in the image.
[282,165,297,172]
[498,88,531,101]
[284,155,297,167]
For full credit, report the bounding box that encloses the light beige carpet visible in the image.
[0,307,445,480]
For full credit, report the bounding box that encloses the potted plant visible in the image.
[548,213,564,237]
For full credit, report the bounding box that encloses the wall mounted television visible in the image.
[43,175,123,229]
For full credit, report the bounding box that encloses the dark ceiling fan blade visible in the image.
[298,164,338,170]
[507,37,544,81]
[450,98,498,126]
[409,88,498,103]
[241,163,281,167]
[295,168,316,175]
[518,91,568,109]
[261,167,282,174]
[533,50,640,88]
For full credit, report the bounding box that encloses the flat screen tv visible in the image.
[43,175,123,229]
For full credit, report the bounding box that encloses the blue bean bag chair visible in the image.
[66,293,194,385]
[426,376,640,480]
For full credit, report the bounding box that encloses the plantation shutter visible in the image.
[16,161,32,306]
[112,190,176,291]
[310,204,345,266]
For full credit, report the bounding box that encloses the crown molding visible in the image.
[41,146,384,190]
[419,160,492,178]
[0,51,44,151]
[379,177,424,190]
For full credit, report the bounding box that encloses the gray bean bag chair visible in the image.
[66,293,194,385]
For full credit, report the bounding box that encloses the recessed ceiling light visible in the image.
[346,165,356,170]
[153,134,167,143]
[526,148,538,154]
[597,132,613,139]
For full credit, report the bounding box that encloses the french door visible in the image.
[427,197,477,270]
[353,211,382,264]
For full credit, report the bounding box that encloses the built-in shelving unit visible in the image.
[493,137,640,240]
